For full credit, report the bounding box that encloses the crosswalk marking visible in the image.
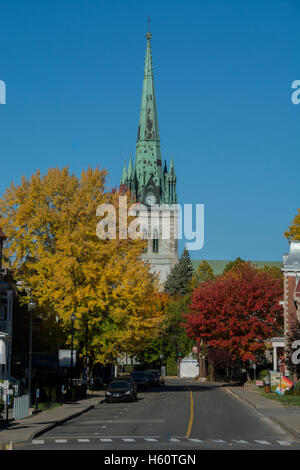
[277,441,291,446]
[30,437,294,447]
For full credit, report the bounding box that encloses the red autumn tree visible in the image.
[184,263,283,364]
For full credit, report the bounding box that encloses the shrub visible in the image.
[258,369,270,379]
[294,381,300,395]
[166,356,178,376]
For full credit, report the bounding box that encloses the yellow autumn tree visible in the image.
[285,209,300,241]
[0,166,166,364]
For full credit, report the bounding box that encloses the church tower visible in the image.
[121,26,179,283]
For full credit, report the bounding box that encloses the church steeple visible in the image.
[118,22,179,283]
[120,23,176,206]
[133,25,163,202]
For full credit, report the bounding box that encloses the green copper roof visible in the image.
[121,160,127,184]
[134,30,163,193]
[191,260,283,276]
[127,154,133,178]
[120,28,177,205]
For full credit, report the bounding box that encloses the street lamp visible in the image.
[70,313,76,370]
[70,313,76,399]
[28,297,36,407]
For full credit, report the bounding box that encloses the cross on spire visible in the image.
[146,16,152,40]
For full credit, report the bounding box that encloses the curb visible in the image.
[269,416,300,441]
[31,404,96,441]
[31,397,106,441]
[0,396,106,446]
[224,386,300,442]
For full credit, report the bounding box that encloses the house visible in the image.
[282,241,300,376]
[0,227,14,380]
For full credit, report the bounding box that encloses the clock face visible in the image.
[145,192,156,206]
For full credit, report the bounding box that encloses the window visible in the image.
[152,229,159,253]
[142,229,148,253]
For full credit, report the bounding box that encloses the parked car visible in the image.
[115,376,137,393]
[88,377,104,391]
[144,372,156,387]
[105,380,137,403]
[145,369,165,387]
[130,371,148,389]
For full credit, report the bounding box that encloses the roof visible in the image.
[283,241,300,272]
[191,260,283,276]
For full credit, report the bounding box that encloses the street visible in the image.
[18,378,298,450]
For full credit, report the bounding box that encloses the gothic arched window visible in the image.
[142,229,148,253]
[152,229,159,253]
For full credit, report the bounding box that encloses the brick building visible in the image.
[282,241,300,375]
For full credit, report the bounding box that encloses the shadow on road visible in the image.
[139,381,240,394]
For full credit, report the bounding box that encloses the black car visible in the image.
[88,377,104,391]
[114,376,137,392]
[130,371,148,389]
[145,369,165,387]
[105,380,137,403]
[144,372,156,387]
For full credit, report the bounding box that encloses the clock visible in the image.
[145,192,156,206]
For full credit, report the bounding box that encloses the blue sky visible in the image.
[0,0,299,261]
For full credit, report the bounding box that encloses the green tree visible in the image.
[138,295,193,369]
[190,260,214,289]
[164,248,194,296]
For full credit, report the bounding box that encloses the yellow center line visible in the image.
[186,390,194,438]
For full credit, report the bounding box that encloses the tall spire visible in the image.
[128,154,133,178]
[120,23,176,207]
[134,24,163,197]
[121,160,127,185]
[168,155,175,177]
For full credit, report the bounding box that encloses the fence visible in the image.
[13,394,29,420]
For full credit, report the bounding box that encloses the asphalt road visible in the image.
[19,379,300,451]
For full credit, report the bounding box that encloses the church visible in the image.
[120,27,179,284]
[119,28,283,290]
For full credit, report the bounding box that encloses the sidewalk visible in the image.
[226,385,300,440]
[0,391,105,447]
